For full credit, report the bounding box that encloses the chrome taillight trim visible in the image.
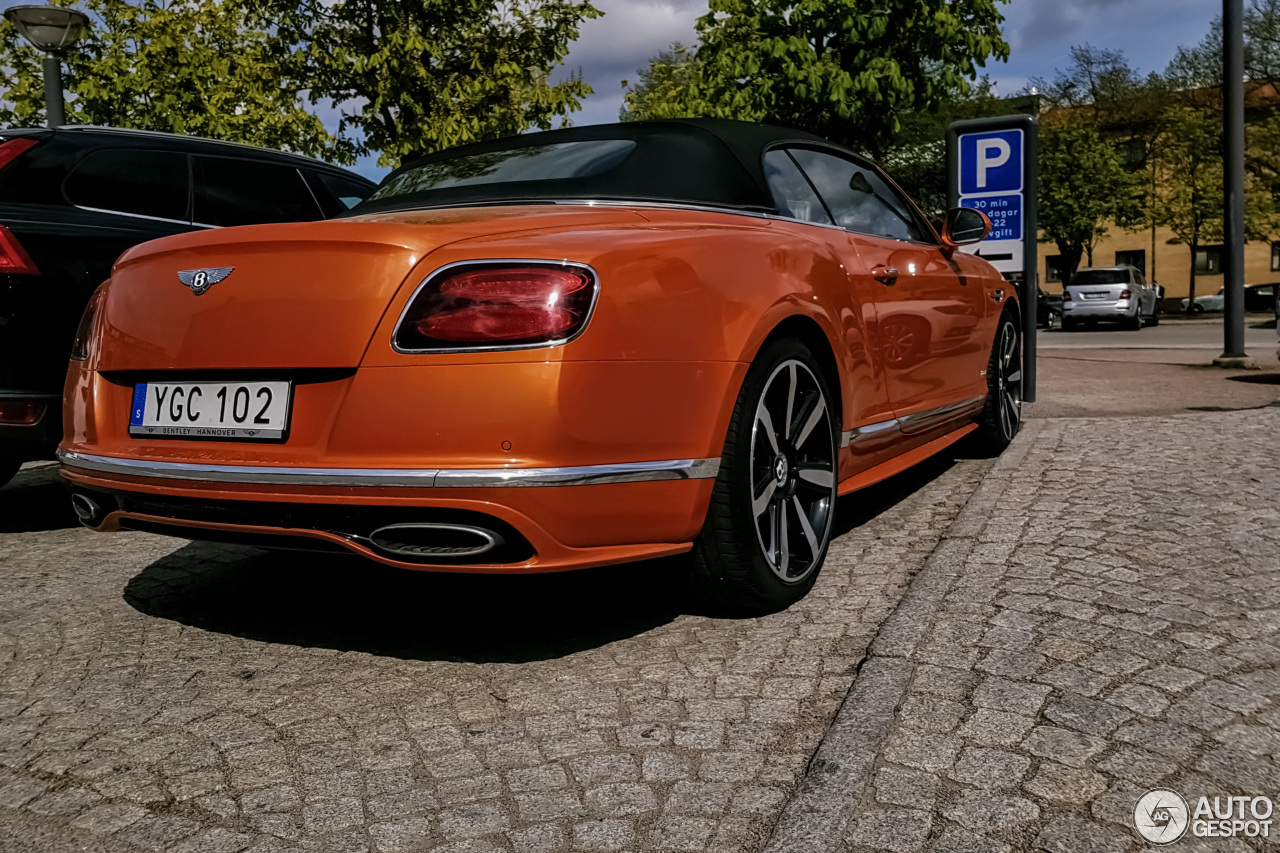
[390,258,601,355]
[57,450,719,488]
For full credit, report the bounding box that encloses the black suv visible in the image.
[0,126,375,487]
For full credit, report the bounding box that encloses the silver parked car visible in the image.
[1061,266,1160,331]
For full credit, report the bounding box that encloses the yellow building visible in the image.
[1038,225,1277,304]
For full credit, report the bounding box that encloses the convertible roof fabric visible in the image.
[349,119,844,216]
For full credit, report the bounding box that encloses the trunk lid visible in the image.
[97,207,644,371]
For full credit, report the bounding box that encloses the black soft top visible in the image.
[349,119,844,216]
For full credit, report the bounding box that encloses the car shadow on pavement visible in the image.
[120,450,966,664]
[0,463,79,533]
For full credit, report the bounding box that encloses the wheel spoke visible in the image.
[784,363,797,440]
[752,480,777,518]
[792,496,820,556]
[776,500,790,574]
[1002,327,1016,364]
[757,406,780,456]
[797,466,834,489]
[794,395,827,448]
[1006,369,1022,385]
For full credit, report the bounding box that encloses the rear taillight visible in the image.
[0,137,39,172]
[0,401,44,425]
[1119,289,1132,300]
[394,263,598,351]
[0,224,38,276]
[69,285,107,362]
[1063,290,1072,301]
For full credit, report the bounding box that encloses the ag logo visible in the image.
[1135,789,1190,844]
[178,267,234,295]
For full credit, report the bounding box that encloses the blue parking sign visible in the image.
[961,194,1022,241]
[959,129,1023,195]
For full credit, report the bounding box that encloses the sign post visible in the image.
[947,115,1038,402]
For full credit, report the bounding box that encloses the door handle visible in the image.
[873,266,899,286]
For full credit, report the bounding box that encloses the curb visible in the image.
[761,419,1046,853]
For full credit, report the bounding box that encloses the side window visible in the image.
[64,149,190,221]
[193,156,323,227]
[311,172,374,214]
[762,149,831,225]
[788,148,930,243]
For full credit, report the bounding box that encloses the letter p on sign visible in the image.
[959,129,1022,196]
[977,139,1011,189]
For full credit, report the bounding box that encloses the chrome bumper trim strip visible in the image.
[897,395,986,435]
[840,418,900,449]
[57,450,721,488]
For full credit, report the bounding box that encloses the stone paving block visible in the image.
[949,747,1031,790]
[846,808,933,853]
[874,765,939,810]
[1043,696,1133,736]
[1033,815,1128,853]
[1022,761,1108,804]
[572,818,634,851]
[970,677,1051,716]
[171,828,255,853]
[942,789,1040,833]
[1021,726,1108,768]
[956,709,1036,747]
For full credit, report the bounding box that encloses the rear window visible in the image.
[64,149,189,221]
[370,140,637,201]
[1070,270,1129,286]
[313,172,373,212]
[194,156,323,227]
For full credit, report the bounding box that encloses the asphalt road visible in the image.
[1039,315,1276,351]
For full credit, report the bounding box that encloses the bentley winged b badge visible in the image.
[177,267,234,296]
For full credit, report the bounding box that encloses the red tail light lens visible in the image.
[1119,289,1132,299]
[1063,290,1072,301]
[0,137,38,172]
[0,224,38,276]
[69,285,107,362]
[395,263,597,351]
[0,401,44,425]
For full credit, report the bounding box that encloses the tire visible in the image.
[1126,308,1143,331]
[1190,303,1205,315]
[1148,304,1160,327]
[972,311,1022,455]
[1062,317,1077,332]
[691,338,838,613]
[0,459,20,490]
[1045,312,1056,331]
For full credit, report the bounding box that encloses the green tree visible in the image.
[1037,121,1139,280]
[0,0,352,163]
[619,43,701,122]
[1152,107,1224,308]
[622,0,1010,158]
[259,0,601,168]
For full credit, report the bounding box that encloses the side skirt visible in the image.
[836,423,978,497]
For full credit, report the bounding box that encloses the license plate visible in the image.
[129,381,291,441]
[1084,292,1108,300]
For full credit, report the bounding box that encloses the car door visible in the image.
[760,148,896,442]
[787,147,990,424]
[192,155,326,228]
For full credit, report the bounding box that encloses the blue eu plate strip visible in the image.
[130,384,148,426]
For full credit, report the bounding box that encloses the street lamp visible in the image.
[3,5,89,128]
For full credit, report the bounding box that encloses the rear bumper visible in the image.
[0,391,61,461]
[59,456,719,574]
[1061,301,1136,319]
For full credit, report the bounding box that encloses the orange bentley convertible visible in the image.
[59,119,1021,612]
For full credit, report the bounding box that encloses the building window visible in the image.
[1046,255,1066,283]
[1115,250,1146,276]
[1194,246,1224,275]
[1272,241,1280,272]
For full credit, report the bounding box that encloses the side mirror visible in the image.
[940,207,991,247]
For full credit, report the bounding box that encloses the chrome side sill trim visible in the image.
[896,395,987,435]
[57,450,720,488]
[840,418,900,448]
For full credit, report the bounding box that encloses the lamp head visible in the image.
[4,5,88,53]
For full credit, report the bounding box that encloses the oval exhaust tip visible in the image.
[369,523,503,560]
[71,493,101,525]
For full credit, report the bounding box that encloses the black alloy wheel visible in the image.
[973,312,1022,453]
[692,339,838,612]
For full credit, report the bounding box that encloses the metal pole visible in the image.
[1221,0,1247,360]
[1021,120,1038,403]
[42,55,65,128]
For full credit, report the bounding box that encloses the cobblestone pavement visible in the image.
[837,409,1280,853]
[0,451,990,853]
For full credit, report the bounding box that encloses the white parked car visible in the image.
[1182,287,1225,314]
[1061,266,1160,331]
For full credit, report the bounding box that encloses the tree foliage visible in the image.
[619,43,701,122]
[0,0,352,163]
[620,0,1010,158]
[257,0,601,167]
[1037,121,1139,279]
